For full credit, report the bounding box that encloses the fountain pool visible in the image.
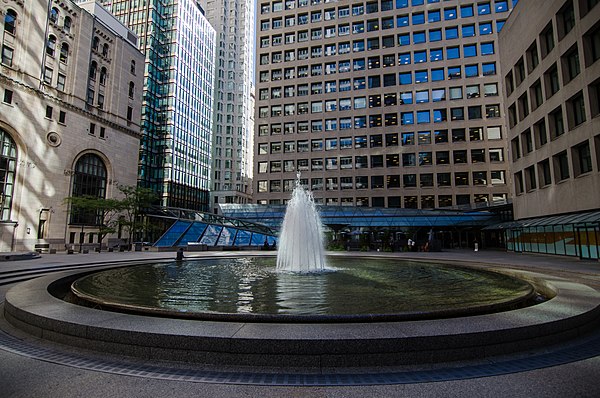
[71,256,537,321]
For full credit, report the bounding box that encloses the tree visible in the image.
[65,195,121,252]
[116,185,158,247]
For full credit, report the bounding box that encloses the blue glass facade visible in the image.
[102,0,215,211]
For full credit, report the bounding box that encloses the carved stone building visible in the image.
[0,1,144,251]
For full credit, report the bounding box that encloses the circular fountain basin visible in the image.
[71,257,536,322]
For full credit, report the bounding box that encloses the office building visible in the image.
[254,0,516,208]
[0,0,144,251]
[200,0,255,213]
[498,0,600,258]
[100,0,217,211]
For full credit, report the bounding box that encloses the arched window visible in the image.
[102,43,109,57]
[99,67,107,85]
[0,127,17,221]
[46,35,56,56]
[128,81,134,98]
[4,9,17,35]
[130,60,136,74]
[63,16,71,33]
[49,7,59,23]
[89,61,97,80]
[70,153,107,225]
[92,36,99,51]
[60,43,69,64]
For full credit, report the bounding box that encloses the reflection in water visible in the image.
[72,257,534,316]
[276,271,330,315]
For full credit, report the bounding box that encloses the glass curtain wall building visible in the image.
[201,0,255,212]
[254,0,517,209]
[100,0,216,211]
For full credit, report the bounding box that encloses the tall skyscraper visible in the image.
[254,0,515,209]
[201,0,255,213]
[100,0,216,211]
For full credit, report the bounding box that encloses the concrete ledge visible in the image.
[4,266,600,368]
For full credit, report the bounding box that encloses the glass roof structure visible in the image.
[148,207,277,248]
[484,210,600,230]
[220,204,498,232]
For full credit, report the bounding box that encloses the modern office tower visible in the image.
[498,0,600,258]
[0,0,144,251]
[100,0,216,211]
[201,0,255,214]
[254,0,515,208]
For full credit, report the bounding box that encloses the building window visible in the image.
[590,78,600,118]
[4,9,17,35]
[102,43,109,57]
[3,89,13,104]
[518,93,529,121]
[70,153,107,224]
[43,67,53,84]
[50,7,59,23]
[0,128,17,220]
[127,106,133,121]
[54,73,66,92]
[522,129,533,154]
[60,43,69,64]
[128,82,135,99]
[46,35,56,57]
[549,106,565,140]
[89,61,97,80]
[568,92,586,129]
[540,23,555,58]
[562,45,581,83]
[584,23,600,66]
[553,151,570,181]
[1,45,13,66]
[534,119,548,148]
[45,105,53,119]
[514,171,524,195]
[63,16,71,33]
[99,68,108,85]
[573,140,593,176]
[525,166,537,191]
[544,64,560,98]
[557,1,575,40]
[538,159,552,186]
[527,41,539,72]
[59,110,66,124]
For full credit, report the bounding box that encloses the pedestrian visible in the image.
[176,247,185,261]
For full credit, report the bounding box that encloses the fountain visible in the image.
[276,174,327,273]
[8,173,592,370]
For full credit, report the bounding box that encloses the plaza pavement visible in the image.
[0,249,599,397]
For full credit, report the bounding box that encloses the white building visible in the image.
[201,0,255,213]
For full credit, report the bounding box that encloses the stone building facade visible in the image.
[500,0,600,219]
[0,0,144,251]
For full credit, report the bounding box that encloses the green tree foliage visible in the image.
[65,185,157,251]
[116,185,158,246]
[65,195,121,252]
